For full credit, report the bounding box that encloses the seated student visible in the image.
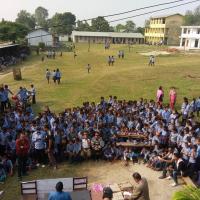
[91,132,104,160]
[103,144,114,161]
[0,164,6,183]
[73,138,81,162]
[81,132,91,160]
[64,140,74,162]
[1,154,13,176]
[48,181,72,200]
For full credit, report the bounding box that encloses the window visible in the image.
[182,38,185,47]
[163,18,165,24]
[183,28,187,34]
[194,39,199,48]
[188,29,191,34]
[197,29,200,34]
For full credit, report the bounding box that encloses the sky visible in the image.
[0,0,199,26]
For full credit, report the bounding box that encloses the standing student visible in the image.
[111,56,115,66]
[46,69,51,84]
[149,55,155,66]
[52,70,57,84]
[46,130,57,169]
[169,87,177,110]
[118,51,121,59]
[156,86,164,105]
[121,50,124,59]
[108,56,111,66]
[4,85,13,108]
[16,132,30,180]
[56,69,61,84]
[86,64,91,74]
[73,51,77,59]
[30,84,36,104]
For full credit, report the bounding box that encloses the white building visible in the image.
[72,31,144,44]
[26,28,59,47]
[180,26,200,50]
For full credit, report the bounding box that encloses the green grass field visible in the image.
[1,44,200,114]
[0,44,200,199]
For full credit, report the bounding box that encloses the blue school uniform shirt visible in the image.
[48,191,72,200]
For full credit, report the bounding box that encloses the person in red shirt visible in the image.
[16,132,30,180]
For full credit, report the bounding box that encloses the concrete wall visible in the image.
[27,29,53,46]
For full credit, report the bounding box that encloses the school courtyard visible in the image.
[0,44,200,200]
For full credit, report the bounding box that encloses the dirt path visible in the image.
[81,161,181,200]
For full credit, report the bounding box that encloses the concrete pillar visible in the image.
[180,38,183,47]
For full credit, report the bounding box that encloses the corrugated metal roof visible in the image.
[150,13,183,19]
[72,31,144,38]
[0,43,19,49]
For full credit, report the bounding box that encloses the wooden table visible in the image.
[116,142,153,148]
[117,134,147,140]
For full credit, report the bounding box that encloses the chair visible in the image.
[21,181,38,200]
[73,177,88,190]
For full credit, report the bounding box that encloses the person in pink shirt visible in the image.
[169,87,177,110]
[156,86,164,105]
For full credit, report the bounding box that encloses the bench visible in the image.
[116,142,153,148]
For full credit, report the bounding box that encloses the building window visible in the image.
[198,29,200,34]
[188,29,191,34]
[195,39,199,48]
[163,19,165,24]
[183,28,187,34]
[182,38,186,46]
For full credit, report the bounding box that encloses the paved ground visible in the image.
[83,161,182,200]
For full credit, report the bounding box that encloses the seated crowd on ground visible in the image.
[0,84,200,187]
[0,46,29,71]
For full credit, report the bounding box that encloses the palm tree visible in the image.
[172,186,200,200]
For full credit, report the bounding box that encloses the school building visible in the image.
[180,26,200,50]
[72,31,144,44]
[145,13,183,45]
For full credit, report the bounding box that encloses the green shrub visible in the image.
[172,186,200,200]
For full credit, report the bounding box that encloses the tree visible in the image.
[0,21,28,41]
[184,5,200,25]
[125,21,136,33]
[16,10,35,30]
[50,12,76,35]
[115,24,125,32]
[76,20,91,31]
[91,17,110,32]
[136,27,145,35]
[35,6,48,29]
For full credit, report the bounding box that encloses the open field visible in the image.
[1,44,200,113]
[1,44,200,200]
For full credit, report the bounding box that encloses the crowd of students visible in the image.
[0,85,200,187]
[0,46,29,71]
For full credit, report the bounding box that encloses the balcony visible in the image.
[145,32,165,37]
[149,24,166,28]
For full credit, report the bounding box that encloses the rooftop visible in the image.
[72,31,144,38]
[150,13,183,19]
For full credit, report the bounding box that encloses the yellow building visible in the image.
[145,14,183,45]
